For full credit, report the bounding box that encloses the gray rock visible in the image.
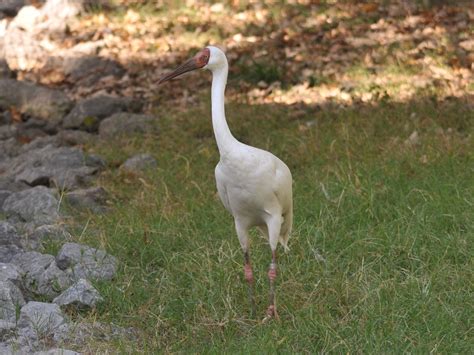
[0,125,17,140]
[3,186,60,226]
[0,221,21,246]
[0,280,25,322]
[56,243,117,281]
[65,187,107,213]
[18,302,68,339]
[0,110,12,125]
[22,224,71,251]
[0,178,29,192]
[0,60,12,78]
[6,145,98,190]
[0,245,23,263]
[121,153,157,173]
[0,319,16,339]
[63,95,132,131]
[0,137,20,160]
[0,79,73,124]
[63,55,125,86]
[0,262,22,286]
[57,129,93,146]
[28,225,72,245]
[18,135,61,154]
[0,190,12,211]
[99,112,156,139]
[0,0,25,17]
[53,278,103,308]
[85,154,106,169]
[11,251,71,299]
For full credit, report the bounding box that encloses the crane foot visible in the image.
[262,304,279,323]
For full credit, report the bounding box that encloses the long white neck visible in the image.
[211,63,238,156]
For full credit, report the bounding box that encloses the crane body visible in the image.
[159,46,293,320]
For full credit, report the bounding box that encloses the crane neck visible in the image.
[211,63,238,156]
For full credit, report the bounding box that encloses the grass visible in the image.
[64,95,474,353]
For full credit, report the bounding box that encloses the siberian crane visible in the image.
[159,46,293,320]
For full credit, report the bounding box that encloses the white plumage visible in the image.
[160,46,293,320]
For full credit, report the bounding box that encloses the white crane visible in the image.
[159,46,293,320]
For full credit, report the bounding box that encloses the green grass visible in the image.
[71,96,473,352]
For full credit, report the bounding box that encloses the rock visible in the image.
[11,251,71,299]
[0,245,23,263]
[56,243,117,281]
[12,5,42,31]
[99,112,156,139]
[0,0,26,17]
[0,137,20,160]
[0,110,13,125]
[53,278,103,308]
[24,224,72,251]
[63,95,133,131]
[17,117,58,135]
[3,0,88,73]
[0,79,73,124]
[3,7,47,72]
[0,190,12,210]
[0,178,29,192]
[0,59,13,78]
[120,154,157,173]
[3,186,60,226]
[18,301,68,339]
[0,280,25,322]
[0,190,12,211]
[57,129,93,146]
[6,145,99,190]
[404,130,420,146]
[39,0,84,32]
[0,262,22,286]
[65,187,108,213]
[0,125,17,140]
[63,55,125,86]
[0,319,16,339]
[85,154,106,169]
[0,221,21,246]
[18,135,61,154]
[29,225,72,244]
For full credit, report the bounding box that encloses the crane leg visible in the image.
[235,219,256,318]
[263,250,279,321]
[263,214,282,322]
[244,251,256,318]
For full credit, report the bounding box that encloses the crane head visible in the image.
[158,48,210,84]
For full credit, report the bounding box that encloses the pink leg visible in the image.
[264,250,279,321]
[244,252,256,317]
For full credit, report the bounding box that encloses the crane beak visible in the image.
[158,57,201,84]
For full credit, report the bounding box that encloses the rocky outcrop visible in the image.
[99,112,156,138]
[5,145,99,190]
[3,187,60,226]
[56,243,117,281]
[63,94,134,131]
[0,79,73,124]
[11,251,71,299]
[53,278,103,308]
[0,280,25,321]
[65,186,108,213]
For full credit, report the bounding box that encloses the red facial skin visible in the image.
[158,48,210,84]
